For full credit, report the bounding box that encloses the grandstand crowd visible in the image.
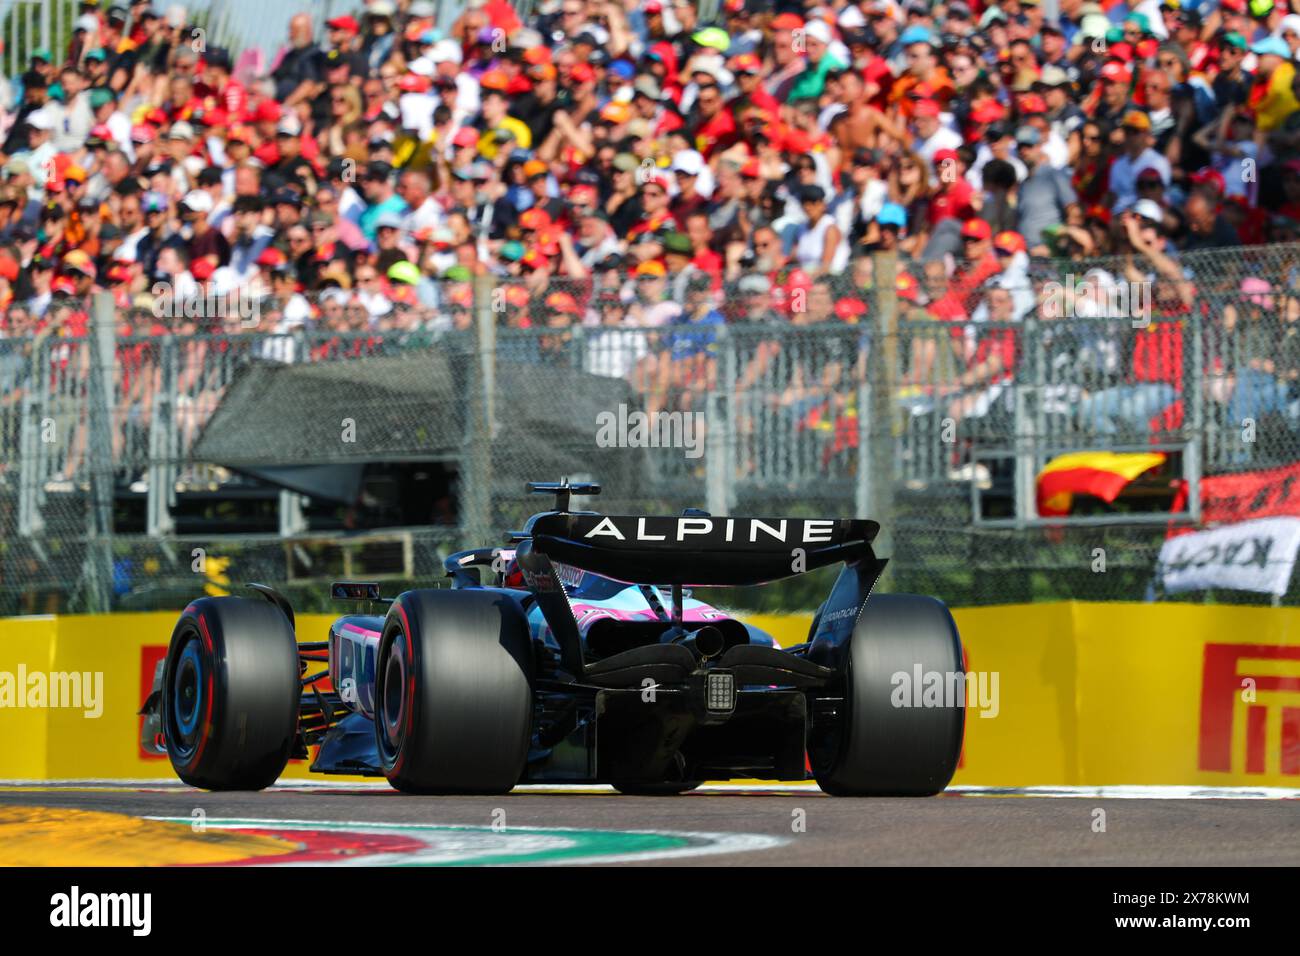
[3,0,1300,458]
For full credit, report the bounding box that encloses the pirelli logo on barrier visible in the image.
[1199,644,1300,776]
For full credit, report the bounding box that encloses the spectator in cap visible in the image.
[1108,111,1171,212]
[911,99,963,182]
[1249,36,1299,135]
[1015,125,1078,256]
[358,162,408,241]
[1091,61,1135,129]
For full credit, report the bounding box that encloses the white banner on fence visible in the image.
[1157,517,1300,597]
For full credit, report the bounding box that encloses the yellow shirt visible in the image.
[476,116,532,159]
[1255,61,1298,133]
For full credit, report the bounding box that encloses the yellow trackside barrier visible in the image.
[1,603,1299,786]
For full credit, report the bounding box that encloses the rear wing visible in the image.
[524,512,879,586]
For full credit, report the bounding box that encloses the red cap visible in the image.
[785,268,812,291]
[730,52,762,74]
[519,208,553,230]
[569,183,598,203]
[0,253,18,282]
[933,148,959,166]
[1100,61,1131,84]
[782,128,813,153]
[1109,42,1135,63]
[1189,166,1226,195]
[570,62,596,83]
[253,99,282,123]
[480,69,510,91]
[835,298,867,320]
[451,127,479,148]
[912,99,941,118]
[970,101,1006,124]
[255,247,286,268]
[191,258,215,280]
[960,218,992,241]
[545,290,579,313]
[642,172,671,191]
[645,0,663,12]
[1019,93,1048,115]
[398,74,431,93]
[771,12,804,30]
[993,230,1026,255]
[741,158,760,178]
[327,15,360,33]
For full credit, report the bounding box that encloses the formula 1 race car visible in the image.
[142,480,965,796]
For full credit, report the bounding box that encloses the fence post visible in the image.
[83,292,117,613]
[706,324,734,516]
[1186,311,1203,525]
[1011,314,1037,528]
[461,271,497,546]
[147,336,176,537]
[866,252,899,585]
[18,338,47,538]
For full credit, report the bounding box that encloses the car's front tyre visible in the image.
[162,597,300,791]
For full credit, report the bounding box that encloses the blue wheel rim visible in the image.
[171,637,204,755]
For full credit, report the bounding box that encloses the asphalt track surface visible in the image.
[1,783,1298,865]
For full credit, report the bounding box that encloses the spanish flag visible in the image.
[1036,451,1167,517]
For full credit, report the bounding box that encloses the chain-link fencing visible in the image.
[5,243,1300,614]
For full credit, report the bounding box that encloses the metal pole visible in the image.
[146,336,176,536]
[867,252,899,587]
[461,271,496,546]
[1187,311,1203,525]
[84,292,117,612]
[706,324,733,516]
[18,335,47,537]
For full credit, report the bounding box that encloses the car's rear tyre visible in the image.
[162,597,300,791]
[812,594,964,796]
[611,781,702,795]
[375,589,534,794]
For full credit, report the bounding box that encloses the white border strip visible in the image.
[3,780,1298,798]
